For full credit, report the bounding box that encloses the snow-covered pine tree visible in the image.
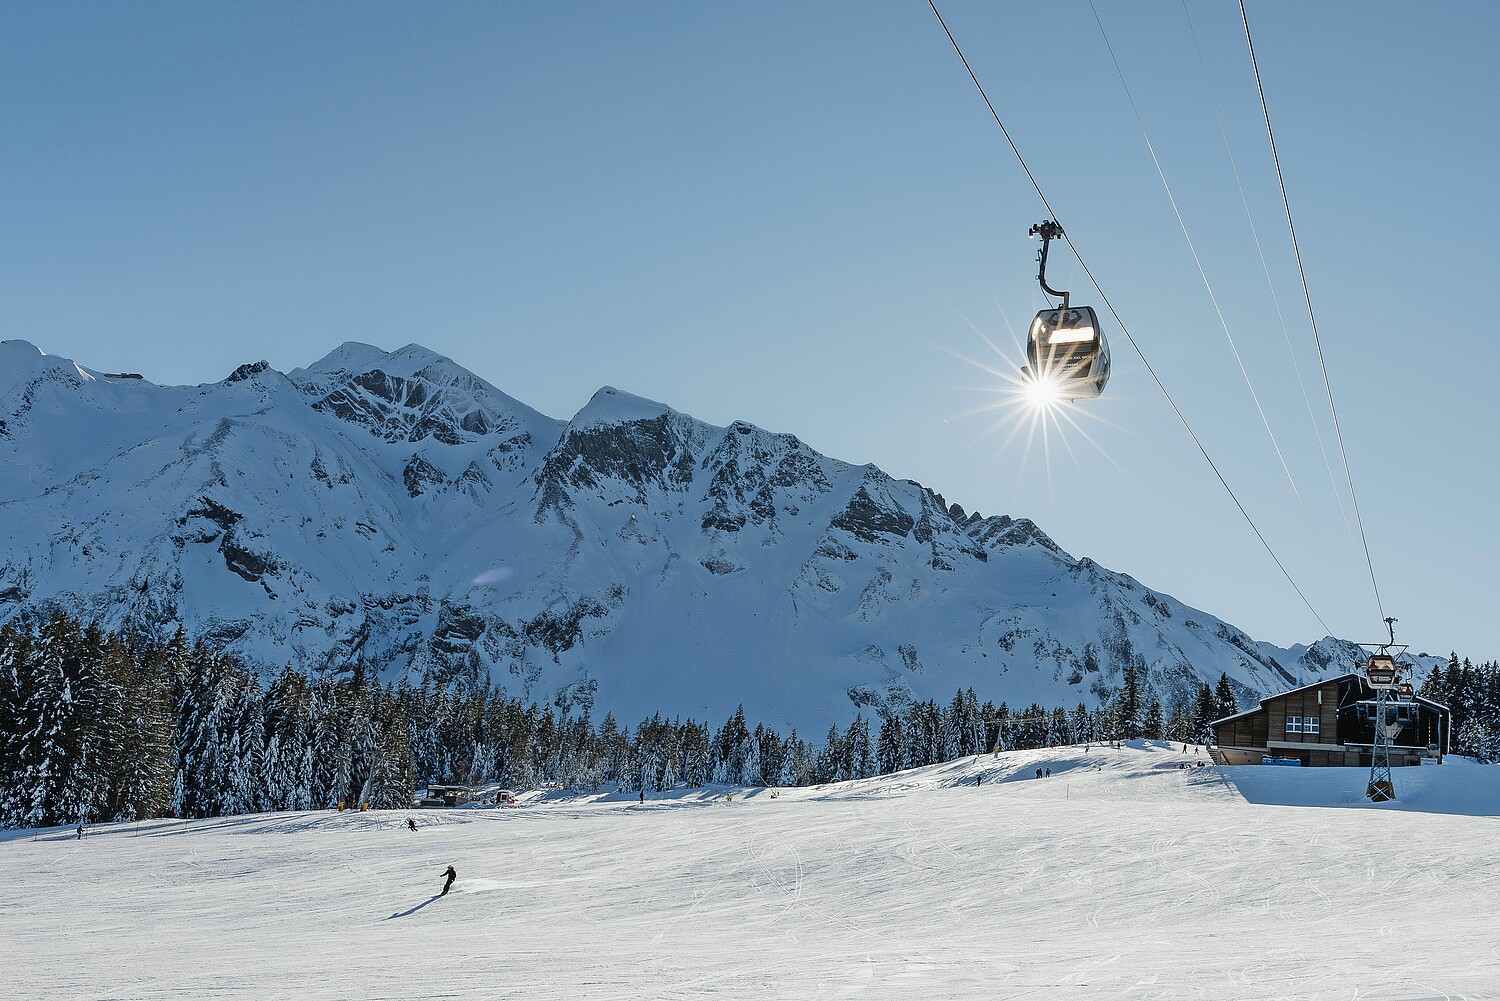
[1214,672,1238,723]
[1069,703,1091,745]
[366,688,416,809]
[114,637,175,821]
[845,714,873,780]
[15,613,95,827]
[173,642,249,818]
[0,621,35,826]
[1455,718,1499,763]
[596,711,625,785]
[756,724,785,787]
[1017,703,1047,749]
[1142,698,1164,740]
[312,681,353,807]
[530,708,558,787]
[224,682,267,815]
[810,724,835,783]
[776,728,801,786]
[1118,663,1143,740]
[941,691,967,761]
[1192,682,1218,744]
[714,706,749,786]
[262,666,313,811]
[1050,706,1070,746]
[991,702,1011,752]
[1163,701,1193,743]
[897,706,926,769]
[66,622,122,825]
[876,713,903,775]
[741,727,762,787]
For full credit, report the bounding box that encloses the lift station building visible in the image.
[1211,673,1450,767]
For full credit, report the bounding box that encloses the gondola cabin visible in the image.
[1365,654,1398,688]
[1023,305,1111,400]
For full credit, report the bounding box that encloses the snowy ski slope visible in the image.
[4,743,1497,1000]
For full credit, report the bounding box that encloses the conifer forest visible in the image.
[4,612,1497,829]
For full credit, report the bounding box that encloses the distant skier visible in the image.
[976,774,983,787]
[76,823,84,840]
[639,791,644,805]
[440,865,456,896]
[1045,768,1051,777]
[407,818,418,832]
[1035,768,1043,779]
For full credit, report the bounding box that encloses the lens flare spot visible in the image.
[1023,372,1067,412]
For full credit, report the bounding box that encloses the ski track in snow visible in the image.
[3,743,1499,1000]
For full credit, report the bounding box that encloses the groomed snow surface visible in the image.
[5,743,1497,1000]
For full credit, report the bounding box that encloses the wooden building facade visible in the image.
[418,785,478,807]
[1211,673,1449,767]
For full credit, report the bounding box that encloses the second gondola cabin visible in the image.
[1023,304,1110,399]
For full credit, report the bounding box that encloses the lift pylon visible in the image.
[1363,617,1406,802]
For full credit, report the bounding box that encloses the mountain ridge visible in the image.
[0,339,1434,732]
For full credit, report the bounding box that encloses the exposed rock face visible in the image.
[0,338,1420,731]
[225,360,270,384]
[402,455,446,498]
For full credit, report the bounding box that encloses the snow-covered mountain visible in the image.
[0,339,1414,731]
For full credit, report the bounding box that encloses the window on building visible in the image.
[1305,716,1319,735]
[1286,716,1303,734]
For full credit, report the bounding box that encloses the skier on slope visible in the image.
[407,818,418,832]
[440,865,457,896]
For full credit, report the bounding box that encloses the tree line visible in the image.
[2,613,1238,829]
[1419,654,1500,761]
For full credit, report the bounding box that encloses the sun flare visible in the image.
[939,326,1128,494]
[1023,371,1066,412]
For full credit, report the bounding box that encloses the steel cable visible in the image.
[1239,0,1386,624]
[927,0,1333,636]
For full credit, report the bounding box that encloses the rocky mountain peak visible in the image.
[224,360,271,384]
[0,339,94,399]
[571,386,673,428]
[3,339,1428,733]
[290,342,559,450]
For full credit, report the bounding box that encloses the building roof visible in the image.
[1208,671,1449,728]
[1208,673,1353,728]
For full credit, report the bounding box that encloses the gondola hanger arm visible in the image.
[1029,220,1070,309]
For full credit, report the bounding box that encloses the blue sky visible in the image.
[4,1,1496,661]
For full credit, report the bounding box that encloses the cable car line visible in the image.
[1087,0,1303,499]
[1089,0,1364,629]
[926,0,1333,638]
[1182,2,1348,534]
[1065,237,1333,640]
[1180,1,1362,626]
[1239,0,1386,625]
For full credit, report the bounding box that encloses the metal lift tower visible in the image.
[1364,618,1406,802]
